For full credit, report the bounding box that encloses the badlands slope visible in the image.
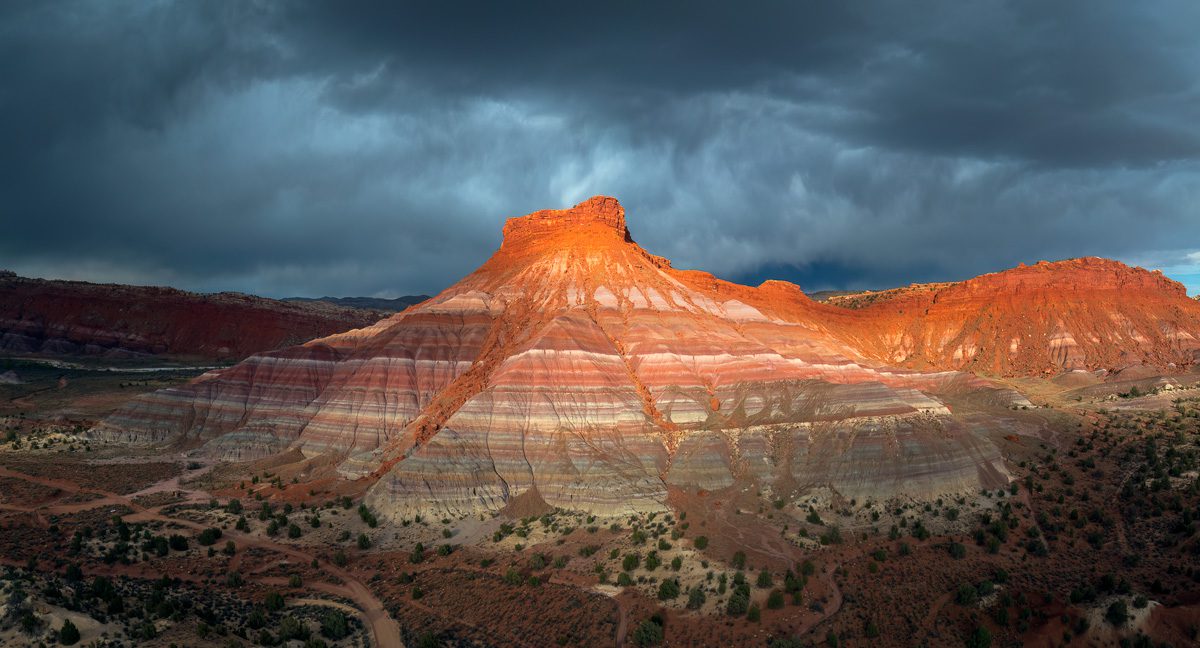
[92,197,1200,518]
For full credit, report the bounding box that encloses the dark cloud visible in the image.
[2,0,1199,298]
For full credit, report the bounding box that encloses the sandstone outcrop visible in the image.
[93,197,1200,519]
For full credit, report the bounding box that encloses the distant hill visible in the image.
[283,295,429,312]
[0,272,388,362]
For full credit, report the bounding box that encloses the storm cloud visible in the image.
[3,0,1199,297]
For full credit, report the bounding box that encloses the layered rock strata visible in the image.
[93,197,1200,518]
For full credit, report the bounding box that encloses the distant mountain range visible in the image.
[283,295,429,312]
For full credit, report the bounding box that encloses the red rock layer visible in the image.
[0,274,386,361]
[94,197,1200,519]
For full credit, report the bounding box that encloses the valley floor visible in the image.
[2,367,1200,647]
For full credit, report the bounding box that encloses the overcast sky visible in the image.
[3,1,1199,298]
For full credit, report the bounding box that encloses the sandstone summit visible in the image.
[92,197,1200,519]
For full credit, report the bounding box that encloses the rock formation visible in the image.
[0,274,388,361]
[92,197,1200,518]
[832,258,1200,375]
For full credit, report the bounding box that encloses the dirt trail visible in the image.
[0,465,404,648]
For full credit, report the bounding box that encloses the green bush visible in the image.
[59,619,80,645]
[693,535,708,549]
[726,583,751,616]
[657,578,680,600]
[757,569,772,588]
[956,583,978,606]
[197,527,222,546]
[265,591,285,611]
[965,626,991,648]
[747,603,761,622]
[632,619,664,646]
[1105,599,1128,626]
[321,609,349,640]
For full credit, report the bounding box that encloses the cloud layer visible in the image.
[3,1,1199,297]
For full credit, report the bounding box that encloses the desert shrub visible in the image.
[732,551,747,569]
[265,591,285,611]
[357,533,372,550]
[956,583,979,605]
[965,626,991,648]
[320,609,349,639]
[657,578,680,600]
[503,568,523,586]
[197,527,222,546]
[687,586,706,609]
[757,569,773,588]
[278,615,308,642]
[767,589,785,609]
[693,535,709,549]
[632,619,664,646]
[358,503,378,528]
[726,583,751,616]
[747,603,761,622]
[59,619,80,645]
[1106,599,1128,626]
[622,553,640,571]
